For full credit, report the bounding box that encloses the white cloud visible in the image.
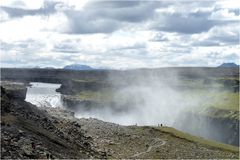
[215,0,240,9]
[0,0,239,68]
[0,10,9,22]
[210,9,240,20]
[1,0,44,9]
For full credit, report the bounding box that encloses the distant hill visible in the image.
[63,64,94,70]
[218,63,239,68]
[44,67,55,69]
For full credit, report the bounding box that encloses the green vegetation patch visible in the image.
[197,91,239,120]
[73,79,99,83]
[203,91,239,111]
[182,88,239,119]
[77,88,115,103]
[0,81,26,90]
[158,126,239,154]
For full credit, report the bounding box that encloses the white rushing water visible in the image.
[25,82,63,108]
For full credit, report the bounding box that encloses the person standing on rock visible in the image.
[31,142,36,150]
[46,153,50,159]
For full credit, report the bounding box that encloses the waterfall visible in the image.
[25,82,63,108]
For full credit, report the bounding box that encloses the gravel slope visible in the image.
[47,108,239,159]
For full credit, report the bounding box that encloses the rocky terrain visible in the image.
[0,81,27,100]
[1,82,239,159]
[1,84,106,159]
[39,106,240,159]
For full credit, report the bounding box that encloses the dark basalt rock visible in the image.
[1,81,27,100]
[57,80,110,95]
[61,95,103,111]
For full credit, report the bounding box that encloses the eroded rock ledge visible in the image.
[1,81,27,100]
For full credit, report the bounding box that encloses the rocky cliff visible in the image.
[0,81,27,100]
[174,110,239,146]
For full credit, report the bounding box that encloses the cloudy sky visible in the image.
[0,0,239,69]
